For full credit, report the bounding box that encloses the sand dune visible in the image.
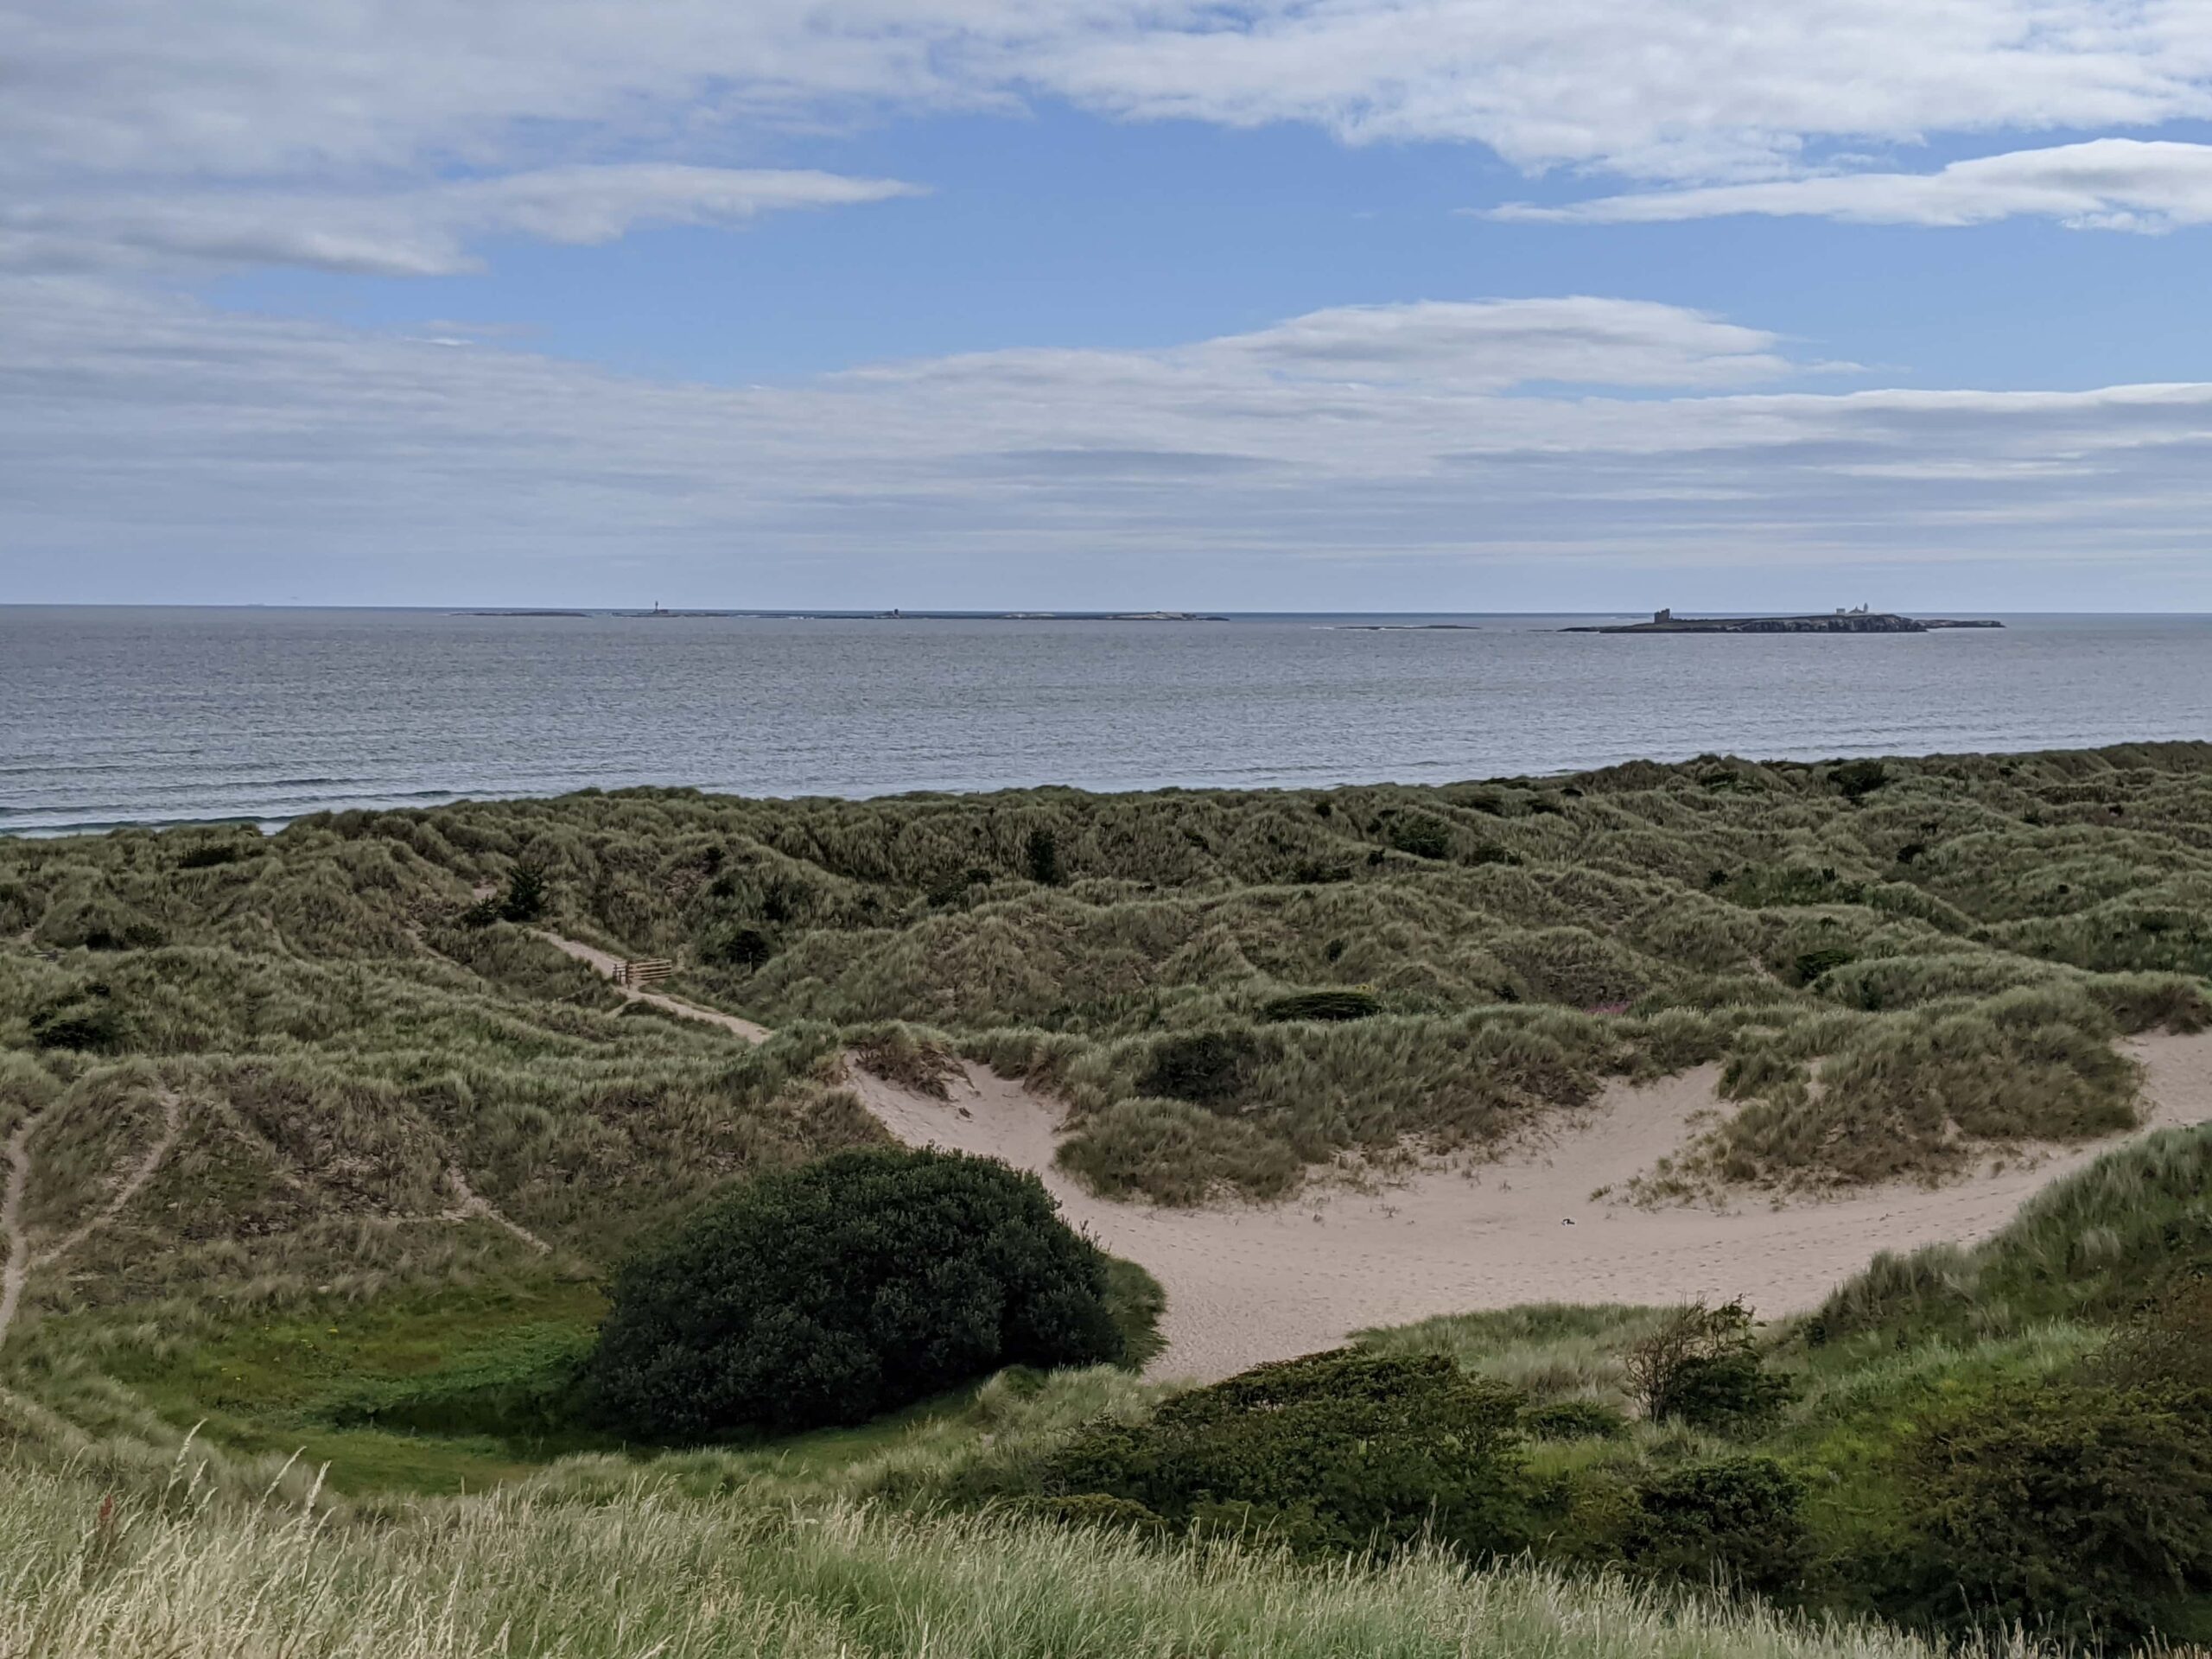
[848,1033,2212,1382]
[531,933,2211,1383]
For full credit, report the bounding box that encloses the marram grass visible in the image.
[0,1450,2061,1659]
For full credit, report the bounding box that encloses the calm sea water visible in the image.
[4,607,2209,835]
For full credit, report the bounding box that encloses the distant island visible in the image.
[1564,607,2004,635]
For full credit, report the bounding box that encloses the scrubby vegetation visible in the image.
[5,742,2209,1220]
[3,743,2210,1653]
[587,1146,1126,1437]
[951,1124,2212,1646]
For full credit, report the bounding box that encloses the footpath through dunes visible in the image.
[537,934,2212,1385]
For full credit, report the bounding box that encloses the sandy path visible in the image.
[443,1166,554,1255]
[849,1033,2212,1383]
[535,931,772,1041]
[0,1116,35,1350]
[1,1089,186,1351]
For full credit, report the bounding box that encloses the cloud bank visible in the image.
[1497,139,2212,231]
[8,280,2208,601]
[7,0,2212,281]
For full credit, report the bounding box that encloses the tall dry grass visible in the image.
[0,1447,2072,1659]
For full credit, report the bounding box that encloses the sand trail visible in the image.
[1,1088,186,1351]
[849,1033,2212,1383]
[535,931,772,1041]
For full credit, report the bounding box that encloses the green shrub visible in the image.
[499,862,549,924]
[701,924,774,969]
[1623,1456,1810,1596]
[1386,817,1452,860]
[586,1147,1123,1438]
[1624,1300,1792,1430]
[461,862,549,928]
[1024,826,1063,887]
[1135,1031,1258,1104]
[28,985,129,1052]
[1258,989,1381,1023]
[1832,760,1890,801]
[1042,1349,1529,1559]
[1793,947,1854,986]
[1889,1381,2212,1643]
[1520,1398,1630,1441]
[176,842,254,868]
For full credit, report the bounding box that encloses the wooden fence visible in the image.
[619,957,675,988]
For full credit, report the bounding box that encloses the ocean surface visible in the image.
[4,607,2210,836]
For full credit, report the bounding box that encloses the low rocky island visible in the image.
[1565,607,2004,634]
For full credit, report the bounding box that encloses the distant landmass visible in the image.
[1563,608,2004,635]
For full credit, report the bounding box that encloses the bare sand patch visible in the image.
[849,1031,2212,1383]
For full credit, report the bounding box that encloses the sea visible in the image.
[4,607,2209,836]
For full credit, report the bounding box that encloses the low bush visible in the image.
[1792,947,1854,986]
[1832,760,1890,801]
[1025,826,1063,887]
[1041,1350,1529,1559]
[1887,1380,2212,1643]
[1386,817,1452,860]
[176,842,254,868]
[1258,989,1381,1023]
[1623,1456,1810,1597]
[1135,1031,1259,1104]
[1520,1398,1629,1441]
[586,1147,1124,1438]
[701,923,774,969]
[29,985,129,1052]
[1624,1300,1793,1430]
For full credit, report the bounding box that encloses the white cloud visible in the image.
[7,2,2212,201]
[6,278,2209,601]
[1497,139,2212,229]
[0,165,924,276]
[853,298,1802,393]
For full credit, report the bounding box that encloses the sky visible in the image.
[3,2,2211,611]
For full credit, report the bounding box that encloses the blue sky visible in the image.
[5,3,2212,610]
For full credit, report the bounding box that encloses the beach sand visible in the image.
[847,1031,2212,1382]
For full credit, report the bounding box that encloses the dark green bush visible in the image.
[1259,989,1381,1023]
[1042,1349,1529,1559]
[499,862,548,924]
[1025,826,1063,887]
[701,924,774,969]
[1624,1300,1793,1430]
[1386,817,1452,860]
[1135,1030,1259,1104]
[1793,947,1854,986]
[461,862,549,928]
[1889,1381,2212,1643]
[1521,1398,1630,1441]
[29,985,128,1052]
[176,842,252,869]
[1662,1351,1796,1432]
[586,1147,1122,1438]
[1624,1456,1810,1596]
[1832,759,1890,801]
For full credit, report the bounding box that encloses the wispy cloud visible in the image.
[7,278,2209,600]
[1,165,924,277]
[1495,139,2212,231]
